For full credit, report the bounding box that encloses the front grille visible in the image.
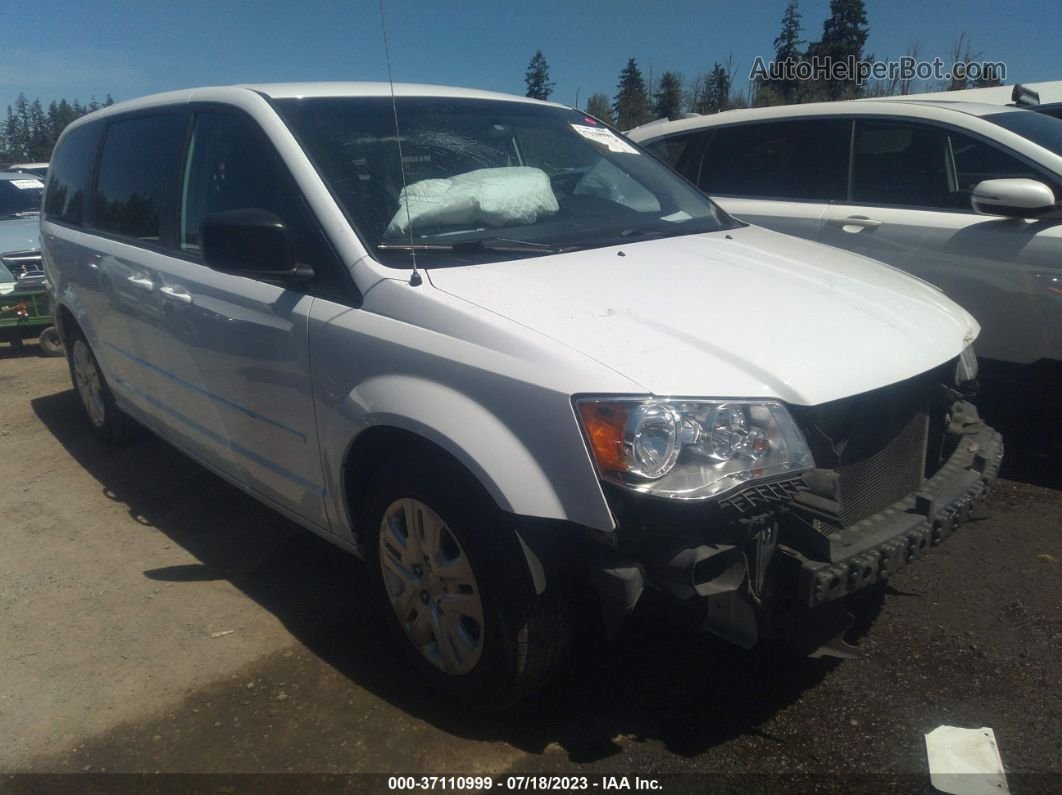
[788,365,949,531]
[834,410,927,526]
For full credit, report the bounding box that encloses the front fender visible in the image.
[322,374,616,541]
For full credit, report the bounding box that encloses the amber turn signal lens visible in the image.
[578,402,628,473]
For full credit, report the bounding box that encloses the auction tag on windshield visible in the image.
[11,179,44,190]
[570,124,638,154]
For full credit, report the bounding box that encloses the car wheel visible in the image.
[365,455,572,710]
[68,332,135,443]
[38,326,64,357]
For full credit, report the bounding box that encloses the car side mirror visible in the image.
[970,178,1057,219]
[201,209,309,279]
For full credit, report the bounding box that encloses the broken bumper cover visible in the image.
[798,421,1004,607]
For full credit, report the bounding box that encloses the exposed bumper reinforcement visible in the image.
[797,422,1003,607]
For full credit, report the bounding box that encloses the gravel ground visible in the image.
[1,345,1059,794]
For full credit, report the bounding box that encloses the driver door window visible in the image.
[181,112,300,254]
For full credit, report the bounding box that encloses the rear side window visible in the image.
[44,121,102,224]
[93,113,187,242]
[698,119,850,200]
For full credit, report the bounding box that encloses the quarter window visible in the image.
[697,119,850,200]
[44,121,103,225]
[94,114,187,241]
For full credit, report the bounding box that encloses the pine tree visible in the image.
[652,72,684,121]
[705,63,733,114]
[805,0,869,100]
[524,50,555,101]
[28,99,50,161]
[8,94,32,160]
[613,58,651,130]
[584,93,616,126]
[761,0,804,104]
[0,94,117,162]
[2,106,19,160]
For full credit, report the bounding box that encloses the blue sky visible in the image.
[3,0,1061,116]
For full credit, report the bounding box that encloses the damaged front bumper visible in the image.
[798,420,1002,607]
[588,403,1003,656]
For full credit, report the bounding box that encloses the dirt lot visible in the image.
[1,344,1060,793]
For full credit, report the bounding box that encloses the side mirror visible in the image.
[201,209,303,277]
[970,178,1057,219]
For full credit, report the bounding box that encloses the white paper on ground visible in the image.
[925,726,1009,795]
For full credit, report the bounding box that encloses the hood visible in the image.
[0,217,40,256]
[427,225,978,406]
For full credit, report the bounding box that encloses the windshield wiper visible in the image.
[378,237,580,254]
[619,224,678,238]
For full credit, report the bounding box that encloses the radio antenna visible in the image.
[378,0,421,286]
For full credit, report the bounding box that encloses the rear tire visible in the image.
[363,454,572,710]
[67,330,136,443]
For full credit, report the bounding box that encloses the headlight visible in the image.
[576,398,814,500]
[956,344,978,385]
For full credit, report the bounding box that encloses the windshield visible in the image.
[273,96,738,266]
[983,110,1062,157]
[0,177,44,218]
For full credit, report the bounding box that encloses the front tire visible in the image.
[364,455,572,710]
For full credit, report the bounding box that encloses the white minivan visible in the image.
[44,83,1001,707]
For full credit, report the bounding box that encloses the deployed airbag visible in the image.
[386,167,559,236]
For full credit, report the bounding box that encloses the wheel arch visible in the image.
[334,375,614,546]
[54,302,78,345]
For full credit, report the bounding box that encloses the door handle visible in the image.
[830,215,883,232]
[126,273,155,291]
[159,285,192,304]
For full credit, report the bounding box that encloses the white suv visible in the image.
[44,84,1001,707]
[629,101,1062,371]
